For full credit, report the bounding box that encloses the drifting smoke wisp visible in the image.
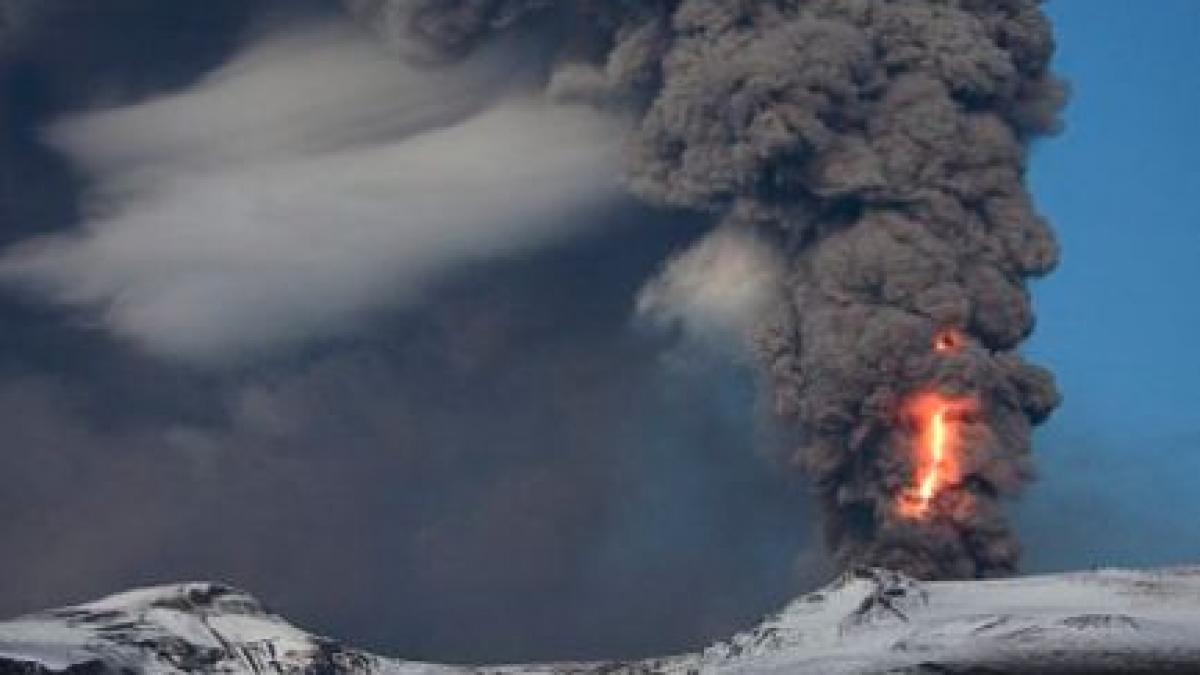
[635,226,784,348]
[0,20,621,361]
[353,0,1066,579]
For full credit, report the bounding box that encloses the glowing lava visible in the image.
[933,328,966,354]
[898,393,977,519]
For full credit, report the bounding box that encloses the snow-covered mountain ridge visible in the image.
[3,566,1200,674]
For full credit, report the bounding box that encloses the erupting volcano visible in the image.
[340,0,1070,580]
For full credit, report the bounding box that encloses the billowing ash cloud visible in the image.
[0,20,621,361]
[363,0,1066,580]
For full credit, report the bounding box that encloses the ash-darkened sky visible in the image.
[0,1,820,662]
[0,0,1196,665]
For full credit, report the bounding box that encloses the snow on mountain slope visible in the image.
[0,583,442,674]
[3,567,1200,674]
[646,566,1200,674]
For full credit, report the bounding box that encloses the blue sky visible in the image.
[1019,0,1200,570]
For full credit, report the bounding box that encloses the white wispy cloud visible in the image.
[0,21,622,362]
[636,226,785,348]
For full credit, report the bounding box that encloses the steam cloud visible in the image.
[0,21,621,360]
[635,226,784,347]
[354,0,1066,579]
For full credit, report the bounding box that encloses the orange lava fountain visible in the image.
[897,392,977,519]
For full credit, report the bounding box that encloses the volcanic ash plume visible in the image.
[347,0,1065,580]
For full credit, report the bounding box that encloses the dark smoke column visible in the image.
[620,0,1065,580]
[348,0,1065,580]
[619,0,1065,580]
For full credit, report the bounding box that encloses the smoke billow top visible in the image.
[346,0,1066,580]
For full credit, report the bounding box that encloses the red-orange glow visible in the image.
[897,393,977,519]
[933,328,966,354]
